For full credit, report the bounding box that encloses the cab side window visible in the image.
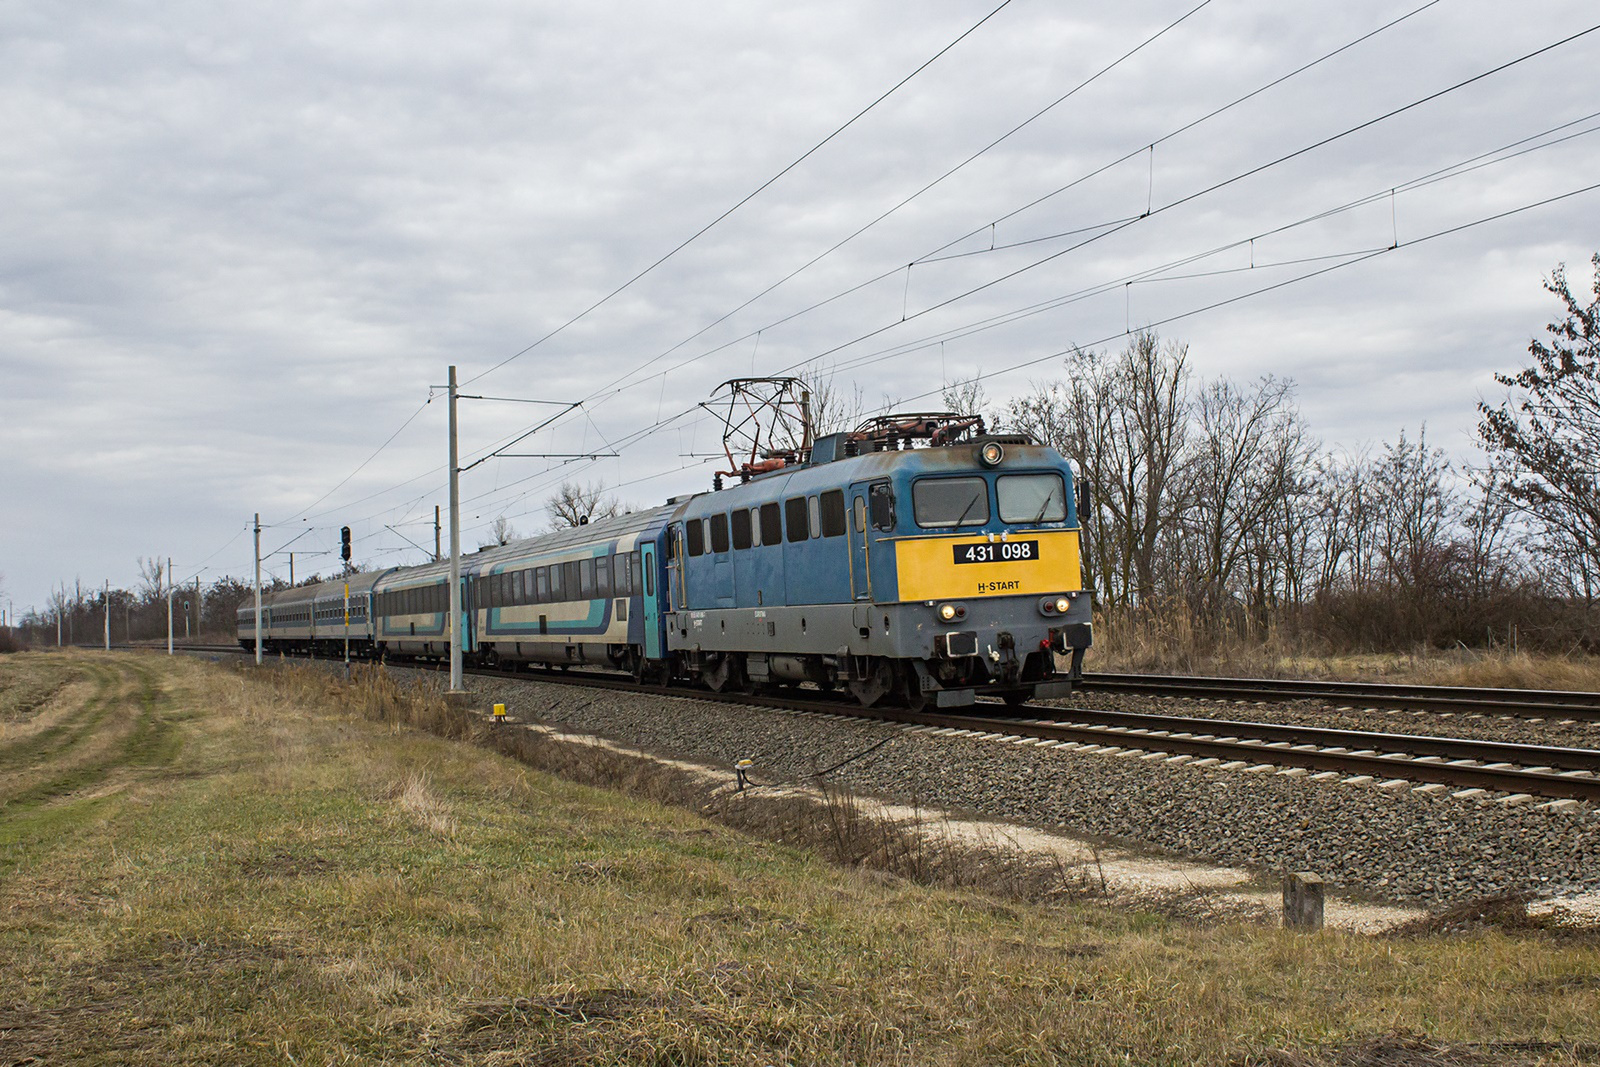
[869,482,896,531]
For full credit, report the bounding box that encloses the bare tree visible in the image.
[136,556,166,604]
[1478,253,1600,605]
[1178,376,1299,614]
[940,377,997,426]
[478,515,518,550]
[798,365,865,436]
[545,481,623,529]
[1369,427,1460,599]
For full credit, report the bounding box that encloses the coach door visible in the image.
[640,540,663,659]
[848,484,871,602]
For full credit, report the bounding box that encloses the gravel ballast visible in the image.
[417,667,1600,906]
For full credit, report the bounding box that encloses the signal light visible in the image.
[340,526,352,562]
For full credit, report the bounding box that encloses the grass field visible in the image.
[1,651,1597,1065]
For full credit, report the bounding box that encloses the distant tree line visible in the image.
[953,252,1600,653]
[15,569,276,647]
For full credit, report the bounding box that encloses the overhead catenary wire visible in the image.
[570,0,1224,409]
[461,0,1023,388]
[321,0,1429,529]
[810,111,1600,379]
[764,20,1600,378]
[562,0,1441,419]
[876,179,1600,410]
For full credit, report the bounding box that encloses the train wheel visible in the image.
[899,663,930,712]
[848,658,895,708]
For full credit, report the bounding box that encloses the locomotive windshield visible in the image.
[912,477,990,528]
[997,473,1067,523]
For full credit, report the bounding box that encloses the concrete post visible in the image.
[1283,872,1325,931]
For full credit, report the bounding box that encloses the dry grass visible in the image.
[1091,609,1600,691]
[2,652,1599,1065]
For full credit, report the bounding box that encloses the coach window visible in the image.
[731,508,753,550]
[565,561,581,600]
[613,553,630,596]
[596,556,612,598]
[819,489,846,537]
[710,513,730,554]
[997,473,1067,523]
[784,497,808,542]
[548,564,563,601]
[913,476,990,528]
[579,558,595,598]
[686,519,705,557]
[869,481,896,530]
[513,571,526,605]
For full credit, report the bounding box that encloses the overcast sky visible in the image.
[3,0,1598,614]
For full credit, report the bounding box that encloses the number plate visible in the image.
[953,540,1038,564]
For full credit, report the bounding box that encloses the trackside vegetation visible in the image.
[2,651,1598,1065]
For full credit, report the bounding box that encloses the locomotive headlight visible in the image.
[938,603,959,622]
[978,441,1005,467]
[1054,596,1071,614]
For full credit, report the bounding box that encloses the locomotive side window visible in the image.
[913,477,990,528]
[819,490,847,537]
[731,508,753,550]
[868,482,896,530]
[686,519,705,557]
[997,473,1067,523]
[710,513,730,553]
[760,502,782,545]
[784,497,808,542]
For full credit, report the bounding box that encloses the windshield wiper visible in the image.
[1031,488,1060,524]
[953,489,983,527]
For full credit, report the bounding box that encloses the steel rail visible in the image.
[1078,672,1600,720]
[1017,705,1600,772]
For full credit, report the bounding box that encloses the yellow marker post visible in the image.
[492,702,507,722]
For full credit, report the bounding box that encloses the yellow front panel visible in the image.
[892,529,1083,601]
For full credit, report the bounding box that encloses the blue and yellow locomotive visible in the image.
[240,412,1093,708]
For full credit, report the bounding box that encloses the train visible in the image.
[239,412,1094,708]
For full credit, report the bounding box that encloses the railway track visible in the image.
[1078,672,1600,722]
[158,644,1600,803]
